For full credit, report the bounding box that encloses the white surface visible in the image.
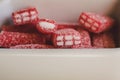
[39,22,55,29]
[0,0,120,80]
[0,49,120,80]
[57,36,64,41]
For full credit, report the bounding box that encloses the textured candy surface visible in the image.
[57,23,79,30]
[2,24,38,33]
[0,31,46,48]
[79,12,113,33]
[10,44,54,49]
[12,7,39,25]
[52,28,81,48]
[72,28,91,48]
[92,33,115,48]
[36,19,57,34]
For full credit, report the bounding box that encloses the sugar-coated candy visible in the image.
[0,31,46,48]
[57,23,79,30]
[72,28,91,48]
[79,12,113,33]
[92,33,115,48]
[2,24,38,33]
[52,28,81,48]
[12,7,39,25]
[36,19,57,34]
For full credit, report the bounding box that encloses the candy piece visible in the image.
[72,28,91,48]
[57,23,79,29]
[0,31,46,48]
[36,19,57,34]
[52,28,81,48]
[12,7,39,25]
[79,12,114,33]
[2,24,38,33]
[92,33,115,48]
[10,44,54,49]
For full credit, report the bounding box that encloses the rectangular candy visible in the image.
[0,31,46,48]
[12,7,39,25]
[52,28,81,48]
[79,12,114,33]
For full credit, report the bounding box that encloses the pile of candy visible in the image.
[0,7,115,49]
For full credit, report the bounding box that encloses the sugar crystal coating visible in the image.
[2,24,38,33]
[36,19,57,34]
[12,7,39,25]
[79,12,114,33]
[92,33,115,48]
[72,27,91,48]
[57,23,79,30]
[0,31,46,48]
[52,28,81,48]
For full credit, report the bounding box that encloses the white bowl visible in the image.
[0,0,120,80]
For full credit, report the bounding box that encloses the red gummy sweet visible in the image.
[72,28,91,48]
[57,23,79,30]
[2,24,38,33]
[36,19,57,34]
[10,44,54,49]
[92,33,115,48]
[52,28,81,48]
[79,12,114,33]
[0,31,46,48]
[12,7,39,25]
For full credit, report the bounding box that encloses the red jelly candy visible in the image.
[12,7,39,25]
[57,23,79,30]
[92,33,115,48]
[79,12,114,33]
[10,44,54,49]
[0,31,46,48]
[2,24,38,33]
[52,28,81,48]
[36,19,57,34]
[72,28,91,48]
